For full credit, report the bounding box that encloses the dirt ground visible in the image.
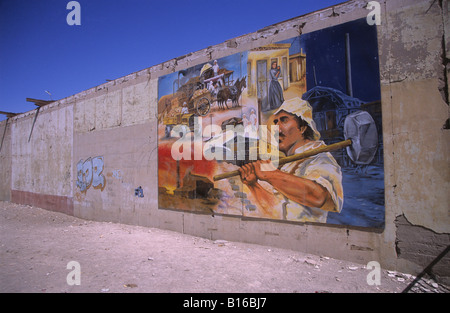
[0,201,446,294]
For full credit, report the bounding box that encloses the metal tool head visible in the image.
[344,110,378,165]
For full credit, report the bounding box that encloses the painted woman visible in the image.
[268,61,284,110]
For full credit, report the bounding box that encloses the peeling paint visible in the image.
[395,214,450,281]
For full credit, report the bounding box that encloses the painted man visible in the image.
[181,102,189,115]
[249,109,258,131]
[212,60,224,86]
[238,97,343,223]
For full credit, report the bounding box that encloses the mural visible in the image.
[157,18,384,228]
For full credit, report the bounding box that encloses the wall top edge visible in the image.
[8,0,375,123]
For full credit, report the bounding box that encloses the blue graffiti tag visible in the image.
[76,156,105,192]
[134,186,144,198]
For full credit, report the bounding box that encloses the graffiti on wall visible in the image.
[157,18,385,228]
[76,156,105,192]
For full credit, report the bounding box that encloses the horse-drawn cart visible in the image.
[162,63,246,137]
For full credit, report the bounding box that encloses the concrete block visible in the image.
[157,209,184,233]
[384,79,449,233]
[395,214,450,283]
[74,96,96,133]
[95,88,122,129]
[11,106,73,197]
[121,81,152,126]
[444,0,450,60]
[382,0,444,82]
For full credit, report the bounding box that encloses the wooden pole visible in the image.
[213,139,352,181]
[28,107,41,142]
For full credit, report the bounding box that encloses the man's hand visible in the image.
[238,163,257,186]
[237,160,281,219]
[238,160,277,185]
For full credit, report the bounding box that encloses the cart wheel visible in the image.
[196,97,210,116]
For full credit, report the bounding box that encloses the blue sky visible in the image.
[0,0,345,121]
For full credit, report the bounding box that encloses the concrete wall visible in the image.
[0,119,12,201]
[11,103,74,212]
[1,0,449,282]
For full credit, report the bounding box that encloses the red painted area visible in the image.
[11,190,74,216]
[158,142,218,191]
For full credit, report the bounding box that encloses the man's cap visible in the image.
[273,97,321,140]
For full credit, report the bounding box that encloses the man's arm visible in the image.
[238,162,280,218]
[263,167,333,210]
[240,160,335,212]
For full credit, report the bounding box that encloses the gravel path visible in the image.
[0,201,444,294]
